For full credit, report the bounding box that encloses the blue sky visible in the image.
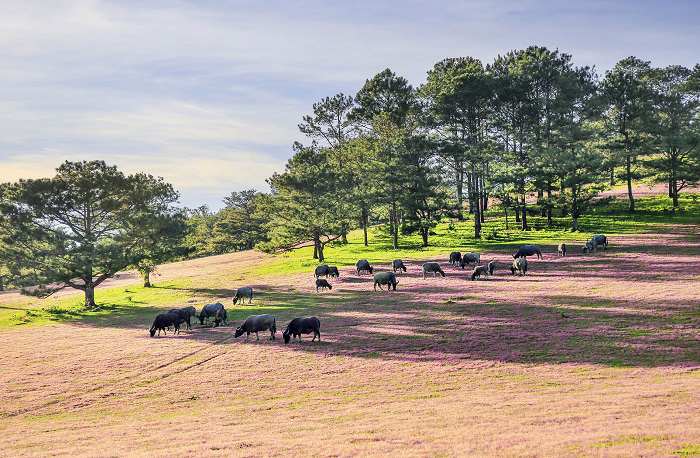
[1,0,698,209]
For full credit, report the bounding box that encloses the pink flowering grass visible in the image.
[0,225,699,456]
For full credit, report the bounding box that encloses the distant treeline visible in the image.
[188,46,700,261]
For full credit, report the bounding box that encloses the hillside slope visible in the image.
[0,193,699,456]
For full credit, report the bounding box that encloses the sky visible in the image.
[1,0,699,209]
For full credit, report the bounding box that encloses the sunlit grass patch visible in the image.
[591,434,669,448]
[628,329,658,337]
[675,443,700,456]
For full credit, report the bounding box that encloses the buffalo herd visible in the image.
[150,235,608,341]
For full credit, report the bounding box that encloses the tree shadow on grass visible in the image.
[0,305,26,310]
[281,291,700,368]
[69,281,700,369]
[531,254,700,283]
[49,232,700,368]
[339,277,373,284]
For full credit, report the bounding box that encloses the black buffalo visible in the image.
[150,312,180,337]
[356,259,374,275]
[283,317,321,343]
[513,244,542,259]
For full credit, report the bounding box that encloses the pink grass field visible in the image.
[1,227,699,456]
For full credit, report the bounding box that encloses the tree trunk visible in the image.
[471,167,481,238]
[672,175,679,208]
[515,206,521,223]
[456,171,464,220]
[610,166,615,186]
[571,199,579,231]
[318,243,325,263]
[538,189,545,216]
[0,276,4,292]
[479,174,485,224]
[85,284,96,308]
[391,200,398,249]
[671,155,679,207]
[473,196,481,239]
[626,154,635,212]
[421,228,429,247]
[313,232,319,259]
[361,206,369,246]
[546,183,553,227]
[143,271,151,288]
[504,207,509,230]
[521,194,528,231]
[341,222,348,244]
[466,173,473,214]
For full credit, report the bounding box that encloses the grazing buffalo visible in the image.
[471,265,490,281]
[488,261,495,275]
[234,314,277,341]
[392,259,407,273]
[460,252,481,269]
[182,306,197,320]
[314,264,331,278]
[510,257,528,276]
[582,239,598,253]
[316,279,332,292]
[150,313,179,337]
[356,259,374,275]
[373,271,398,291]
[422,262,445,279]
[198,302,227,326]
[167,307,195,330]
[283,317,321,343]
[449,251,462,266]
[591,235,608,249]
[233,286,253,305]
[513,244,542,259]
[558,243,567,257]
[328,266,340,278]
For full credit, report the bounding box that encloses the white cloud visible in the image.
[0,0,697,208]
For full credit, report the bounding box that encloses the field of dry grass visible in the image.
[1,220,699,456]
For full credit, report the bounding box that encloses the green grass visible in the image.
[0,280,200,328]
[258,193,700,276]
[675,443,700,456]
[1,192,698,328]
[592,434,669,448]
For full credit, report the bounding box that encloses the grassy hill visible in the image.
[1,192,699,455]
[1,192,698,327]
